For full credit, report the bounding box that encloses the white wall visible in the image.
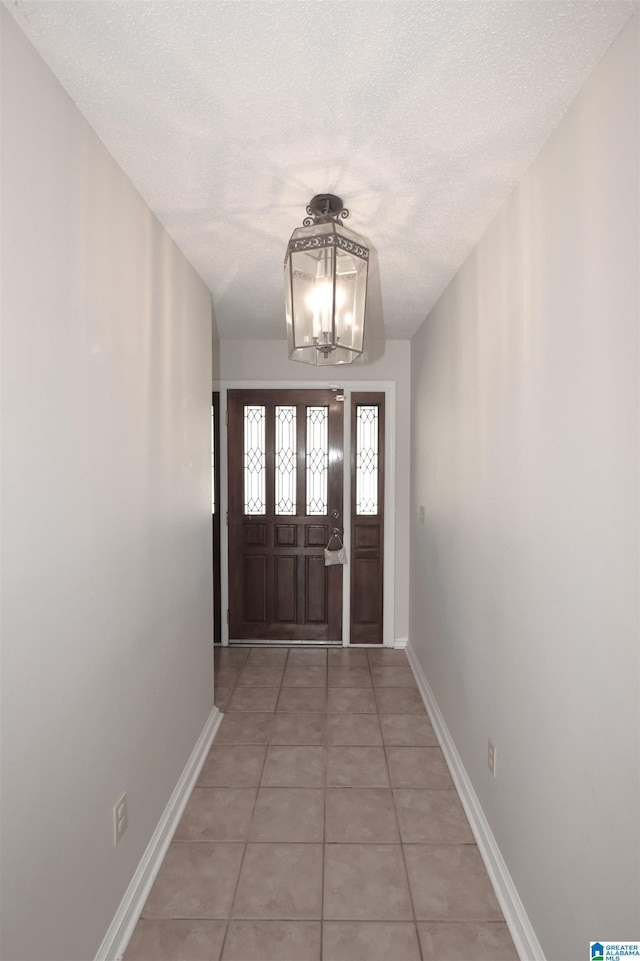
[219,338,411,643]
[0,11,214,960]
[410,16,639,961]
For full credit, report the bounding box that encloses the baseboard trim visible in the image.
[394,636,408,649]
[405,644,545,961]
[95,706,224,961]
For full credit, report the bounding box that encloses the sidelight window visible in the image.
[211,404,215,513]
[355,404,379,515]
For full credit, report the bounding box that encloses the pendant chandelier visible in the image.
[284,194,369,365]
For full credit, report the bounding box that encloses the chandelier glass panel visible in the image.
[285,194,369,365]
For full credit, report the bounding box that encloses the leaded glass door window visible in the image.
[243,405,266,514]
[275,406,297,515]
[228,389,344,642]
[306,407,329,515]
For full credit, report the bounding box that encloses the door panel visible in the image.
[244,556,266,622]
[276,525,296,546]
[228,389,343,642]
[306,557,328,623]
[275,556,296,621]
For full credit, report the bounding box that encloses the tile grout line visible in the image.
[376,651,426,961]
[218,648,285,956]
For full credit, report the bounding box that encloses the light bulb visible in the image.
[307,281,334,334]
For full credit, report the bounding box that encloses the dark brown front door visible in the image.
[228,389,344,642]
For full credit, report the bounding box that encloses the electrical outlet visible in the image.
[113,792,127,846]
[488,740,497,777]
[419,505,425,524]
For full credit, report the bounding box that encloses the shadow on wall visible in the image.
[361,242,385,365]
[211,296,221,382]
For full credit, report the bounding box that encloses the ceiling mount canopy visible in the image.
[285,194,369,365]
[305,193,347,223]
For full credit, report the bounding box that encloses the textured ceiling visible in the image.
[6,0,636,340]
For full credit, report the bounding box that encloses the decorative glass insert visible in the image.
[275,405,297,515]
[211,404,215,513]
[356,405,379,515]
[306,406,328,515]
[243,405,266,514]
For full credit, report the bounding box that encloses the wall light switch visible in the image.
[488,740,497,777]
[113,792,128,846]
[419,505,425,524]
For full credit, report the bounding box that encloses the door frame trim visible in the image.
[219,380,396,648]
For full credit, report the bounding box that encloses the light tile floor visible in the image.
[124,647,519,961]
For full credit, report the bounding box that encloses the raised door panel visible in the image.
[243,555,267,623]
[306,556,328,624]
[244,524,267,546]
[275,525,296,546]
[275,556,297,623]
[353,557,382,625]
